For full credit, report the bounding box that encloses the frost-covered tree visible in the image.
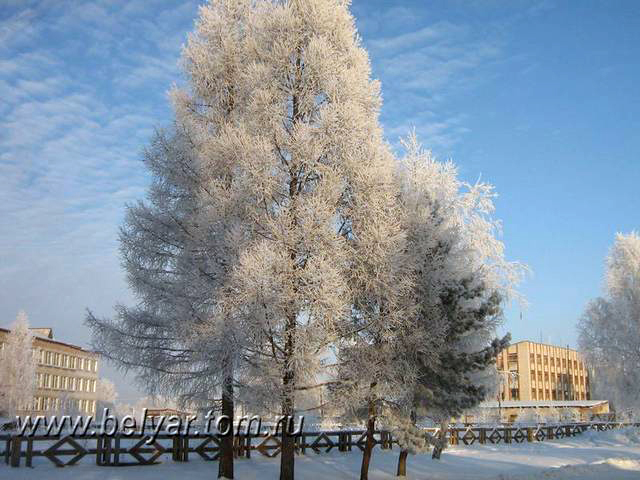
[173,1,409,479]
[85,3,257,477]
[90,1,408,479]
[578,232,640,413]
[332,280,415,480]
[389,135,523,475]
[86,124,245,478]
[96,378,118,419]
[0,311,36,418]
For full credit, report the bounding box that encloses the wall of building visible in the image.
[0,329,99,415]
[496,341,591,402]
[466,402,609,424]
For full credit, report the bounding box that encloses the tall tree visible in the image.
[96,378,118,420]
[0,311,36,419]
[86,3,256,478]
[578,232,640,414]
[391,135,522,474]
[176,2,408,478]
[90,1,406,479]
[86,125,244,478]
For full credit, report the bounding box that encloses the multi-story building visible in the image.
[0,327,99,415]
[495,341,591,402]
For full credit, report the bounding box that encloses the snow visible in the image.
[2,428,639,479]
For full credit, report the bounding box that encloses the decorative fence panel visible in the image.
[1,422,638,468]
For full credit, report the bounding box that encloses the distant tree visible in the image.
[578,232,640,414]
[96,378,118,419]
[0,311,36,418]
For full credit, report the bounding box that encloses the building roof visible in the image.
[479,400,608,409]
[0,327,97,355]
[29,328,53,339]
[508,340,580,353]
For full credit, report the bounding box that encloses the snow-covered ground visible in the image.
[2,428,640,479]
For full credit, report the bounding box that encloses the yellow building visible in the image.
[0,327,99,415]
[469,399,610,423]
[496,341,591,402]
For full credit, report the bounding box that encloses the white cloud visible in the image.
[356,5,505,152]
[0,2,202,403]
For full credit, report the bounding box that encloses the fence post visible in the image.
[114,435,120,465]
[10,436,21,467]
[25,438,33,468]
[504,428,511,444]
[4,437,10,465]
[527,427,533,442]
[102,436,110,465]
[172,436,186,461]
[96,436,103,465]
[184,436,189,461]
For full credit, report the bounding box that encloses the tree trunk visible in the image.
[218,373,234,479]
[396,408,414,476]
[279,312,297,480]
[431,419,449,460]
[360,397,376,480]
[396,449,409,477]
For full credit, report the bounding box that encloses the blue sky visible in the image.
[1,0,638,402]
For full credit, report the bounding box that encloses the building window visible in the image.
[530,353,535,364]
[532,390,537,400]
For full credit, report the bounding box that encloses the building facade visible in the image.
[0,328,99,415]
[468,399,609,423]
[495,341,591,402]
